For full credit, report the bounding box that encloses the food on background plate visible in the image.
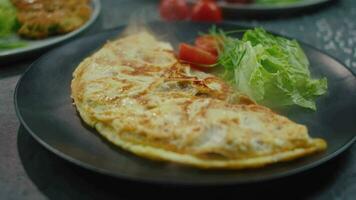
[0,0,17,37]
[11,0,92,39]
[191,0,222,22]
[71,30,326,169]
[0,0,26,50]
[159,0,191,21]
[178,27,327,110]
[159,0,222,22]
[0,0,93,51]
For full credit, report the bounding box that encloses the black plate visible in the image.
[188,0,335,17]
[15,22,356,186]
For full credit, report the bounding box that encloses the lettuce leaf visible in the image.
[0,0,18,37]
[216,28,327,110]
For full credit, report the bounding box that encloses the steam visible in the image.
[120,9,154,37]
[118,6,181,49]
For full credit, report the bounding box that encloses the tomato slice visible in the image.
[191,0,222,23]
[159,0,190,21]
[195,35,219,56]
[179,43,217,69]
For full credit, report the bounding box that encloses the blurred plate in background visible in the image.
[188,0,335,17]
[0,0,101,64]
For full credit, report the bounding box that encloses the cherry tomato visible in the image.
[195,35,219,56]
[159,0,190,21]
[179,43,217,69]
[191,0,222,23]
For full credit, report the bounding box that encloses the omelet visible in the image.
[71,31,326,169]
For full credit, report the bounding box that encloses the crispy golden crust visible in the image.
[71,32,327,169]
[96,122,326,169]
[12,0,92,39]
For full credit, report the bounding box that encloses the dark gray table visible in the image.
[1,0,355,199]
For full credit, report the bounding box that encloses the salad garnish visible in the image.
[178,26,327,110]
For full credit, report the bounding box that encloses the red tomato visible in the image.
[195,35,219,56]
[191,0,222,23]
[179,43,217,69]
[159,0,191,21]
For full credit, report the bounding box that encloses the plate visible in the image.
[15,22,356,185]
[187,0,335,17]
[0,0,101,63]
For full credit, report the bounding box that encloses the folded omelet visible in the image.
[71,32,326,169]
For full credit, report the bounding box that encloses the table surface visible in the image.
[1,0,356,199]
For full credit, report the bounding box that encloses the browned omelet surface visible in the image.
[71,32,326,169]
[11,0,92,39]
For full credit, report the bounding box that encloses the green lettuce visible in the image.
[0,0,18,37]
[215,28,327,110]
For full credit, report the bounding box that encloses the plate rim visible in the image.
[0,0,101,57]
[221,0,332,10]
[188,0,333,10]
[14,22,356,186]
